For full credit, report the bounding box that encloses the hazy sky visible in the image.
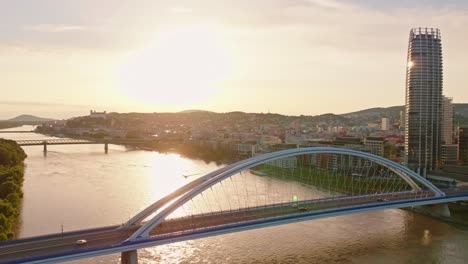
[1,0,468,119]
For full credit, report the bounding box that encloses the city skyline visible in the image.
[2,1,468,117]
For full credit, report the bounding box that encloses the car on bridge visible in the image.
[75,239,87,245]
[377,198,389,202]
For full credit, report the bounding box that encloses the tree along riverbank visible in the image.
[0,139,27,240]
[147,140,239,165]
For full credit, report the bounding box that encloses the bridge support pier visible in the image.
[121,250,138,264]
[413,203,452,218]
[104,143,108,154]
[431,203,451,217]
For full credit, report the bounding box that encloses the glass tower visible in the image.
[404,28,443,176]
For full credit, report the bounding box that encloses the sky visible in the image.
[1,0,468,119]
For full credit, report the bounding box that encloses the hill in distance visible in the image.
[340,104,468,125]
[7,114,55,122]
[174,103,468,126]
[178,109,217,114]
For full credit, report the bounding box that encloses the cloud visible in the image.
[0,100,89,108]
[22,24,85,33]
[305,0,349,9]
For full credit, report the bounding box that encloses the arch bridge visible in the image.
[1,147,467,264]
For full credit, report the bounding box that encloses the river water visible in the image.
[2,126,468,263]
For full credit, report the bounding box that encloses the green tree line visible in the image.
[149,140,237,165]
[0,139,27,241]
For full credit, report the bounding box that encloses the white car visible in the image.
[75,239,88,245]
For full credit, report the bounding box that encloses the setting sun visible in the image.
[116,25,233,107]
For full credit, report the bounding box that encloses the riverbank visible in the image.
[147,140,238,164]
[0,139,27,240]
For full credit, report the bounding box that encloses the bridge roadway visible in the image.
[1,187,467,263]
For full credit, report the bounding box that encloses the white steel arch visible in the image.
[127,147,445,241]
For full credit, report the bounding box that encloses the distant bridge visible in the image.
[0,147,467,264]
[15,139,150,153]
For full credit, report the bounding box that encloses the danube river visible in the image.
[2,126,468,263]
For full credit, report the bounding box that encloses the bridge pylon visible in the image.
[121,250,138,264]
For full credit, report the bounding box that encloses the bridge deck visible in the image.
[1,188,467,264]
[15,139,149,146]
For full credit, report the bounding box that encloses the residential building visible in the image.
[266,157,298,169]
[459,127,468,164]
[381,118,390,131]
[442,96,454,144]
[364,136,385,157]
[367,123,380,129]
[335,136,361,146]
[399,111,405,130]
[231,141,257,157]
[441,144,458,165]
[258,135,282,146]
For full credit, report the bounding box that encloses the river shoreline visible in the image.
[0,139,27,240]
